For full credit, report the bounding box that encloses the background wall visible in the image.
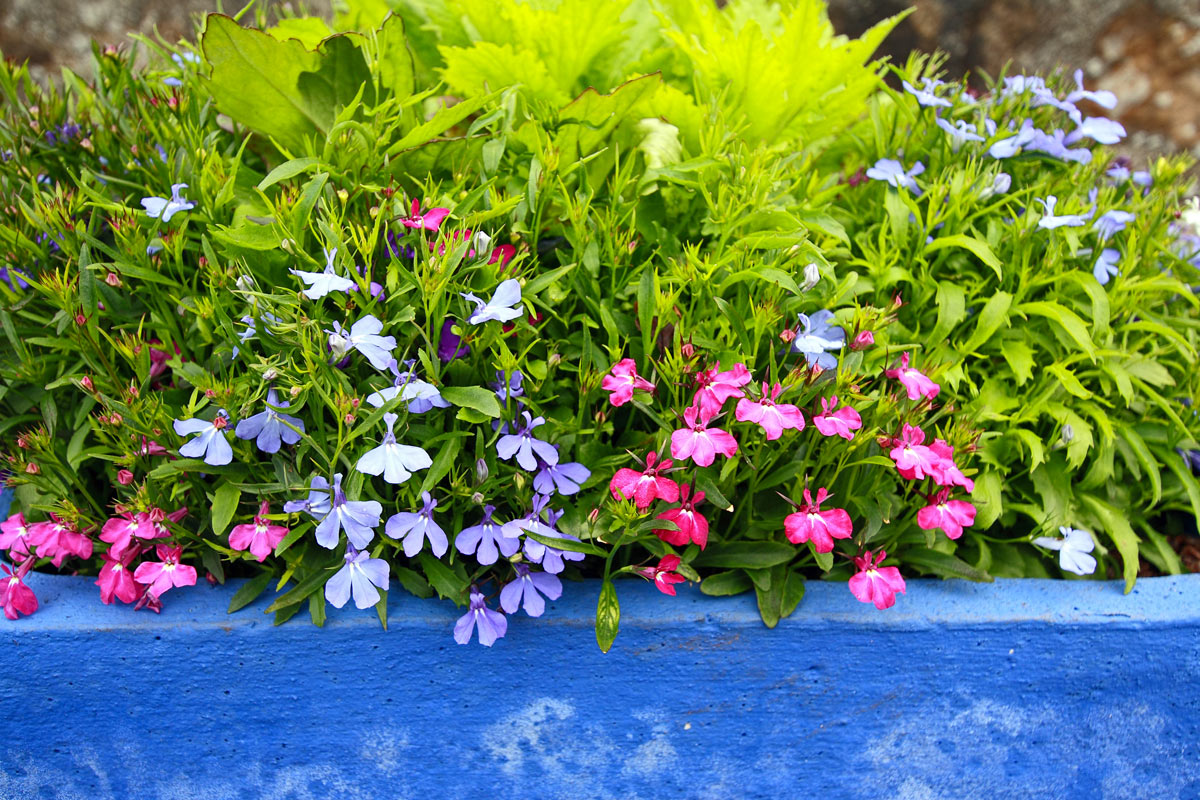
[1,0,1197,165]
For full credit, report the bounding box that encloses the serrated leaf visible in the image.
[596,579,619,653]
[1018,301,1096,358]
[929,280,966,343]
[1079,494,1138,593]
[1000,340,1036,385]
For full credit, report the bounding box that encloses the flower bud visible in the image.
[779,328,797,344]
[105,272,121,287]
[681,341,695,359]
[117,469,135,485]
[109,413,123,427]
[801,262,820,292]
[74,312,87,326]
[475,458,489,484]
[343,413,356,425]
[262,368,278,381]
[80,376,94,392]
[337,189,349,204]
[289,386,301,398]
[25,462,38,475]
[1062,424,1074,444]
[470,491,485,505]
[587,508,600,525]
[850,330,874,351]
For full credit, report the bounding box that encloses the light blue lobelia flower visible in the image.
[532,447,591,496]
[141,183,195,222]
[1033,526,1097,575]
[790,310,845,371]
[355,412,432,485]
[385,491,447,558]
[462,278,523,325]
[865,158,924,195]
[365,358,449,413]
[936,116,984,146]
[327,314,397,371]
[517,493,585,574]
[1093,209,1135,241]
[901,78,952,108]
[173,409,233,466]
[1064,117,1127,146]
[499,563,562,617]
[234,388,305,454]
[291,248,355,300]
[454,588,507,646]
[455,504,523,566]
[324,545,390,610]
[283,476,333,517]
[1093,248,1121,285]
[496,411,559,471]
[313,472,382,550]
[1036,196,1093,230]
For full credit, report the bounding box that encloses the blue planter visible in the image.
[2,571,1198,798]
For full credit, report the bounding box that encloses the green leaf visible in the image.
[700,570,754,596]
[524,531,606,557]
[211,482,242,537]
[929,280,966,343]
[1079,494,1138,593]
[924,234,1003,280]
[265,562,338,612]
[418,552,465,600]
[637,266,656,359]
[228,571,275,613]
[596,579,620,653]
[309,593,327,627]
[440,386,502,418]
[903,548,994,582]
[385,92,497,154]
[1046,363,1092,399]
[1121,428,1160,504]
[394,566,434,599]
[694,472,733,512]
[419,434,463,494]
[1000,340,1036,385]
[257,156,324,190]
[375,13,415,99]
[691,541,796,569]
[958,291,1012,354]
[1017,301,1096,358]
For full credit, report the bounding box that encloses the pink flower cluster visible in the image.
[885,424,977,540]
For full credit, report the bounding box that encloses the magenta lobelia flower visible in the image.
[888,424,941,480]
[654,484,709,549]
[784,488,852,553]
[499,563,562,617]
[884,352,940,401]
[229,502,289,562]
[812,395,863,441]
[926,439,975,492]
[609,452,680,510]
[602,358,655,407]
[848,550,907,610]
[398,198,450,231]
[96,551,141,604]
[99,512,162,560]
[735,382,804,441]
[0,560,37,619]
[692,363,753,417]
[637,554,687,596]
[133,544,198,599]
[28,515,93,567]
[454,587,508,646]
[917,489,977,540]
[0,512,34,562]
[670,404,738,467]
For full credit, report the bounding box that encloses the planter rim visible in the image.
[6,571,1199,633]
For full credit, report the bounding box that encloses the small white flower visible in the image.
[1033,526,1097,575]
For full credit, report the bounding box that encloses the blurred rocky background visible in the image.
[1,0,1197,165]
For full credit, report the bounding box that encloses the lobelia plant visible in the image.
[0,0,1194,651]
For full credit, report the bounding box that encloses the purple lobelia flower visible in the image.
[533,449,591,496]
[1065,69,1117,111]
[500,563,562,617]
[865,158,924,194]
[454,588,507,646]
[366,359,449,413]
[141,183,195,222]
[284,476,333,517]
[327,314,396,371]
[385,491,447,558]
[455,504,522,565]
[518,494,585,574]
[173,409,233,465]
[936,116,984,146]
[325,545,390,610]
[234,388,305,454]
[496,411,559,471]
[1064,117,1126,146]
[901,78,951,108]
[0,266,29,291]
[291,247,354,300]
[314,473,382,550]
[1036,196,1093,230]
[1093,209,1135,241]
[1093,248,1120,285]
[490,370,525,402]
[790,310,845,371]
[462,278,522,325]
[437,319,470,363]
[988,119,1037,159]
[356,412,432,485]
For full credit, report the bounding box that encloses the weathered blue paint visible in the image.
[2,572,1198,799]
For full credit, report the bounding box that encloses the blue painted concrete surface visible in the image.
[1,572,1198,800]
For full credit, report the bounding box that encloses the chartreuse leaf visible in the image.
[929,280,966,343]
[924,234,1003,280]
[265,560,340,613]
[1079,495,1138,593]
[1017,301,1096,359]
[959,291,1012,353]
[596,579,620,653]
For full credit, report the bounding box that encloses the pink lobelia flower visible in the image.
[812,395,863,441]
[888,424,941,480]
[670,404,738,467]
[610,452,680,510]
[784,487,853,553]
[96,550,142,604]
[133,544,198,599]
[917,489,977,540]
[654,484,710,549]
[0,560,37,619]
[228,501,289,562]
[885,351,940,401]
[735,382,805,441]
[927,439,975,492]
[848,549,907,610]
[601,358,655,407]
[28,515,93,567]
[692,363,753,417]
[99,512,160,560]
[398,198,450,231]
[0,512,34,562]
[638,554,687,596]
